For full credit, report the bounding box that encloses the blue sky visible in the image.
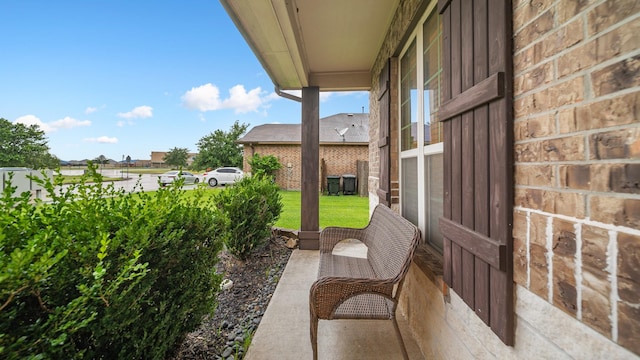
[0,1,369,161]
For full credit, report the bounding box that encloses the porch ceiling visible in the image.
[220,0,399,91]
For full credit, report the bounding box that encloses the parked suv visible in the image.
[203,167,244,187]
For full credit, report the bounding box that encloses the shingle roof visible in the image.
[238,113,369,144]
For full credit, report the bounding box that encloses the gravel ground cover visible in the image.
[171,236,293,360]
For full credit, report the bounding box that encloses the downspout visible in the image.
[273,85,300,191]
[275,85,302,102]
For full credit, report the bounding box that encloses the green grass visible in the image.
[275,191,369,230]
[147,188,369,230]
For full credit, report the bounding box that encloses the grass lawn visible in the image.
[276,191,369,230]
[148,188,369,230]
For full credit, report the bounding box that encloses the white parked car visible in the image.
[203,167,244,187]
[158,170,200,187]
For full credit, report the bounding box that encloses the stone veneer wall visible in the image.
[368,0,640,358]
[242,144,367,191]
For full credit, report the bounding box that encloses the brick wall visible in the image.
[512,0,640,354]
[366,0,639,358]
[242,144,368,191]
[369,0,420,210]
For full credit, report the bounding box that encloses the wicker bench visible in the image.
[309,204,420,360]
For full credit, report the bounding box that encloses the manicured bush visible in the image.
[215,176,282,260]
[0,166,224,359]
[248,153,282,179]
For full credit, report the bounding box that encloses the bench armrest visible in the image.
[309,276,395,319]
[319,226,367,253]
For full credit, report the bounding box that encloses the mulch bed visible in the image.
[170,236,293,360]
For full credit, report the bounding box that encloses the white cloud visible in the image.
[85,104,106,114]
[117,105,153,119]
[83,136,118,144]
[116,121,126,127]
[320,92,333,102]
[15,115,91,133]
[181,83,270,114]
[224,85,263,113]
[50,116,91,129]
[15,115,53,132]
[182,83,220,111]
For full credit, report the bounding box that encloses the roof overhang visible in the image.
[220,0,399,91]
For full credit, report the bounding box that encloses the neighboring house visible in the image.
[131,159,151,168]
[238,113,369,191]
[222,1,639,359]
[150,151,198,167]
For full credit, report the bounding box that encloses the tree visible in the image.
[94,155,107,164]
[93,155,108,171]
[163,147,189,168]
[248,153,282,178]
[192,120,248,171]
[0,118,59,169]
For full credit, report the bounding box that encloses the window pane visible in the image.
[402,157,419,226]
[401,40,417,151]
[424,153,443,251]
[423,12,443,146]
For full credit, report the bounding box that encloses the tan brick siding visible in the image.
[366,0,640,357]
[242,144,367,191]
[513,0,640,353]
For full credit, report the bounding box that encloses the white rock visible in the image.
[220,279,233,290]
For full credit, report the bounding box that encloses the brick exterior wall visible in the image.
[512,0,640,353]
[369,0,421,211]
[242,144,368,191]
[368,0,639,358]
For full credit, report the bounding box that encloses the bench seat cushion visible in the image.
[319,253,376,279]
[318,253,394,320]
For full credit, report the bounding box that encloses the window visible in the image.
[400,40,417,152]
[399,3,443,252]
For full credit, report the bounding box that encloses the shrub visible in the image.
[248,153,282,179]
[0,166,224,359]
[215,176,282,260]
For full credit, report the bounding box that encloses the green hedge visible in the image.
[215,176,282,260]
[0,168,224,359]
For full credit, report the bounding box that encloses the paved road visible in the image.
[58,169,200,193]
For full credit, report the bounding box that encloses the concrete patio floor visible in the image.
[245,248,425,360]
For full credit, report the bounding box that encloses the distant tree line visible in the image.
[0,118,59,169]
[2,115,262,174]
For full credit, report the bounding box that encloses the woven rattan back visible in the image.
[363,205,420,282]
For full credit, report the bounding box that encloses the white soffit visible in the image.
[220,0,399,91]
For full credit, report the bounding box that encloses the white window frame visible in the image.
[398,1,443,246]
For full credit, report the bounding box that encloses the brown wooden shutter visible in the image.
[377,59,391,207]
[438,0,514,345]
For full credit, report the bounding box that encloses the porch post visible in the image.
[299,86,320,250]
